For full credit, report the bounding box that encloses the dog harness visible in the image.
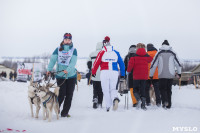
[43,95,52,108]
[42,94,59,108]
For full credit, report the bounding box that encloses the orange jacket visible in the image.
[147,50,158,79]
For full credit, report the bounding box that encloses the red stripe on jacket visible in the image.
[92,50,105,75]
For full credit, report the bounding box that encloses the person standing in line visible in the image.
[146,44,161,107]
[92,36,125,112]
[150,40,182,109]
[127,43,153,110]
[124,45,138,107]
[88,42,104,109]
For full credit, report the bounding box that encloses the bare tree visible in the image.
[181,62,198,72]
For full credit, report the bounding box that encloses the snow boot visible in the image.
[61,114,71,118]
[106,107,110,112]
[141,97,147,111]
[113,98,120,111]
[156,103,161,107]
[133,103,138,107]
[93,98,98,109]
[146,103,151,106]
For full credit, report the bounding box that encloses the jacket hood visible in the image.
[136,48,146,56]
[96,42,103,51]
[103,45,113,52]
[129,47,136,54]
[159,45,172,51]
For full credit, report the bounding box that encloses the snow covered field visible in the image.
[0,79,200,133]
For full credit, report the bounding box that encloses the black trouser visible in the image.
[56,78,76,116]
[159,78,173,107]
[87,78,93,85]
[145,79,161,104]
[133,80,146,101]
[93,81,103,104]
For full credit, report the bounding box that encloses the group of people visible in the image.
[0,71,7,78]
[88,37,182,111]
[47,33,182,117]
[0,71,17,81]
[9,71,17,81]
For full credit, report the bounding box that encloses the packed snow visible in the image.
[0,79,200,133]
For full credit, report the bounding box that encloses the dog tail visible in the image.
[54,87,60,96]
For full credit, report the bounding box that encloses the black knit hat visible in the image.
[147,43,153,48]
[162,40,169,45]
[147,43,157,51]
[129,45,136,49]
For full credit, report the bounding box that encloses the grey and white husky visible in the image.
[36,84,60,122]
[28,82,41,118]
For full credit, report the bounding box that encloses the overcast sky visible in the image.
[0,0,200,59]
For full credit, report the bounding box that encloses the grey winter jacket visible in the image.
[149,45,182,79]
[88,42,103,81]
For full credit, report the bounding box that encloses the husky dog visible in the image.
[36,84,60,122]
[28,82,41,118]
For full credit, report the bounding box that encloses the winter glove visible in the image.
[126,71,130,75]
[178,74,181,78]
[92,74,96,78]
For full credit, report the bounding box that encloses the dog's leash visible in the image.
[43,70,67,88]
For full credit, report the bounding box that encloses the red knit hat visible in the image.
[104,36,110,42]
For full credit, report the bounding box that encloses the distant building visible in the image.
[190,64,200,75]
[0,65,15,78]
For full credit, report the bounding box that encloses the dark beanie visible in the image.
[147,43,153,48]
[147,43,157,51]
[129,45,136,49]
[162,40,169,45]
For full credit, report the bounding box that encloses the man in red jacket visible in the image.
[127,44,153,110]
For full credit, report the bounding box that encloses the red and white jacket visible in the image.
[92,45,125,76]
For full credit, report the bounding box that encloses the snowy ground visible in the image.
[0,79,200,133]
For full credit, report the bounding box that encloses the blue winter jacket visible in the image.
[47,43,77,79]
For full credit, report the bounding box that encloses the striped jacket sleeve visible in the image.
[172,50,182,74]
[149,51,159,77]
[115,50,125,76]
[92,50,105,75]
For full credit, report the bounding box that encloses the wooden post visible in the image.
[31,63,34,84]
[197,76,200,88]
[194,76,197,89]
[76,72,78,91]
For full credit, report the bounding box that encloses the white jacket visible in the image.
[88,42,103,81]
